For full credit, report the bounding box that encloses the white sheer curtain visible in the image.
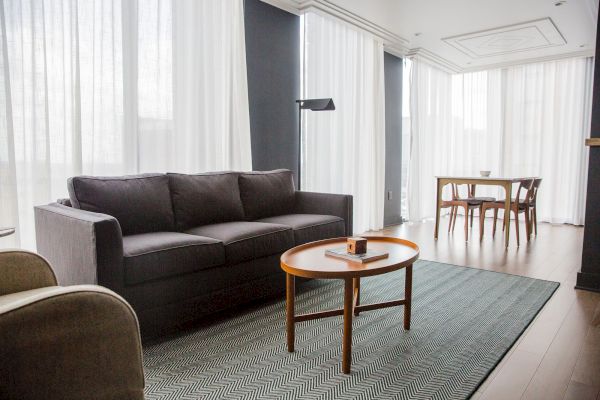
[0,0,127,249]
[503,59,592,224]
[136,0,251,173]
[407,57,592,225]
[170,0,251,172]
[0,0,251,249]
[302,12,385,234]
[407,60,452,221]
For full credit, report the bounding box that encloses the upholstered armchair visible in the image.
[0,249,145,400]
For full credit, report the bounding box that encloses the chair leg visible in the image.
[470,208,474,227]
[533,208,537,236]
[524,208,531,242]
[452,206,457,232]
[464,205,469,240]
[479,207,486,240]
[513,208,520,247]
[492,208,498,238]
[450,206,456,232]
[448,206,454,233]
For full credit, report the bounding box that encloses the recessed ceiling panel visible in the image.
[443,18,567,58]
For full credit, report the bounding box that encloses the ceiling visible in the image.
[262,0,598,73]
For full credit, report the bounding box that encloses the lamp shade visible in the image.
[296,98,335,111]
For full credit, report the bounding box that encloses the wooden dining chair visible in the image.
[443,184,488,240]
[528,178,542,238]
[449,184,496,231]
[465,184,496,227]
[479,179,534,246]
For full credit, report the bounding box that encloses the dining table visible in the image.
[434,176,537,248]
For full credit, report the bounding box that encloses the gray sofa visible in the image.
[34,169,352,335]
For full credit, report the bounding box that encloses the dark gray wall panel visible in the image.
[245,4,403,225]
[578,8,600,292]
[384,52,403,226]
[244,0,300,186]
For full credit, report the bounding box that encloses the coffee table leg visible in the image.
[343,278,353,374]
[404,264,412,330]
[353,277,360,316]
[286,273,295,352]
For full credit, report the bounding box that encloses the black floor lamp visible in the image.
[295,98,335,190]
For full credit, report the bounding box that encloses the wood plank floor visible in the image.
[371,216,600,400]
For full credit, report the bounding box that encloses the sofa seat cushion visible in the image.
[256,214,345,245]
[123,232,225,285]
[186,222,293,264]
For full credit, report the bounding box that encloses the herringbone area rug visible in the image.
[143,260,559,400]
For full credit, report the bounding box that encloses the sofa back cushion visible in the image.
[238,169,295,220]
[168,172,245,230]
[68,174,175,235]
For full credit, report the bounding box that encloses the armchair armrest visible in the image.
[34,203,124,290]
[0,285,144,400]
[0,250,57,296]
[294,191,353,235]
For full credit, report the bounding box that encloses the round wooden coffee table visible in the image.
[280,236,419,374]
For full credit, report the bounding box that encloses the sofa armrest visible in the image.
[294,191,353,235]
[0,285,144,400]
[34,203,124,290]
[0,250,57,296]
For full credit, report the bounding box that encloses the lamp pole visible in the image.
[298,103,303,190]
[295,98,335,191]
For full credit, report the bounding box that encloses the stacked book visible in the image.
[325,247,389,263]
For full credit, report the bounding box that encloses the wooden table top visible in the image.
[280,236,419,279]
[435,176,537,182]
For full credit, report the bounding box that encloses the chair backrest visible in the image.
[529,178,542,205]
[450,183,471,200]
[0,250,57,296]
[468,184,477,198]
[515,179,534,204]
[451,183,459,200]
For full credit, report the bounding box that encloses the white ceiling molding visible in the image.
[405,48,461,74]
[259,0,304,15]
[259,0,596,74]
[460,49,593,73]
[260,0,410,55]
[443,18,566,59]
